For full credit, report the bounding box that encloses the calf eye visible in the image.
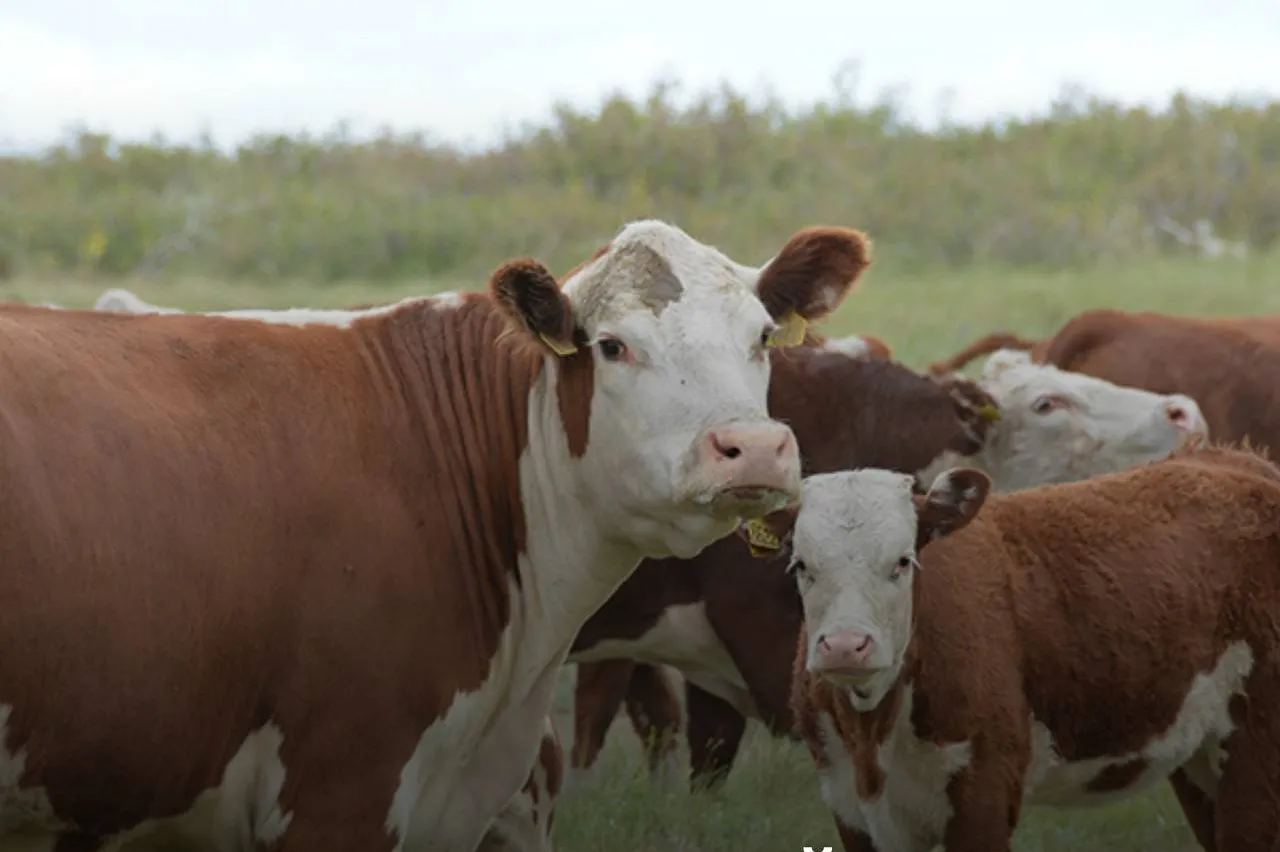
[1031,396,1060,415]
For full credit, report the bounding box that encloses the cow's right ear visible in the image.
[735,507,798,559]
[490,259,580,357]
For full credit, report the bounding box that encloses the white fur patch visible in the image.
[1023,640,1253,807]
[567,602,757,717]
[817,687,972,852]
[820,336,873,359]
[1,713,292,849]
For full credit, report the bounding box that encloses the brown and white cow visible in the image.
[761,443,1280,852]
[927,308,1280,453]
[0,220,868,851]
[567,343,1207,789]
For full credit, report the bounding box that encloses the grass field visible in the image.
[9,247,1280,851]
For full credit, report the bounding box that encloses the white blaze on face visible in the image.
[786,467,989,712]
[969,349,1209,491]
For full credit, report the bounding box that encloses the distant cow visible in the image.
[766,442,1280,852]
[927,308,1280,453]
[0,219,868,850]
[568,343,1207,789]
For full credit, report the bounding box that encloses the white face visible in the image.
[785,467,988,712]
[975,349,1209,491]
[560,221,863,556]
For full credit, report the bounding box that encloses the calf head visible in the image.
[739,467,989,711]
[495,220,871,558]
[971,349,1209,490]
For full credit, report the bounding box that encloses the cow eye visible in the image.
[597,337,626,361]
[1031,395,1060,415]
[891,555,915,579]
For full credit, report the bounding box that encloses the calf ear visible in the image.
[490,259,580,357]
[914,468,990,551]
[735,507,798,560]
[754,227,872,346]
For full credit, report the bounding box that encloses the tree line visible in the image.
[2,78,1277,283]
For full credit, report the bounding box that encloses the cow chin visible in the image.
[829,669,899,713]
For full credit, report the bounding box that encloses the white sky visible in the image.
[1,0,1278,152]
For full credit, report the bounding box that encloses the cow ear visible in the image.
[490,259,580,357]
[735,507,798,560]
[914,468,990,551]
[754,227,872,346]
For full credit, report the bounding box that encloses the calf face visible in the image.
[943,349,1208,490]
[746,468,989,712]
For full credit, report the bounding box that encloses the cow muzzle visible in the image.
[689,420,801,518]
[809,629,886,696]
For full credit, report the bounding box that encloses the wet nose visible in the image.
[1165,396,1207,438]
[699,422,800,497]
[814,630,876,676]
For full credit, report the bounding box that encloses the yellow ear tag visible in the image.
[538,332,578,357]
[768,312,808,348]
[743,518,782,558]
[977,404,1002,422]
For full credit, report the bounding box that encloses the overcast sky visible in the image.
[2,0,1278,152]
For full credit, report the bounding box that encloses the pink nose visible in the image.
[815,630,876,676]
[700,421,800,493]
[1164,398,1206,437]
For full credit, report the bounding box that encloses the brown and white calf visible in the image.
[927,307,1280,453]
[760,443,1280,852]
[568,343,1207,789]
[0,220,869,851]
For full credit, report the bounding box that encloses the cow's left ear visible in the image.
[490,259,580,357]
[913,467,990,551]
[754,227,872,346]
[734,507,798,560]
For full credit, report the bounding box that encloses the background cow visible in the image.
[927,308,1280,453]
[0,219,867,850]
[770,444,1280,852]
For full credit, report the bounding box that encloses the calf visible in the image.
[927,308,1280,452]
[766,443,1280,852]
[0,220,865,851]
[569,345,1207,788]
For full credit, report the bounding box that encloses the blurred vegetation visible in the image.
[3,72,1279,284]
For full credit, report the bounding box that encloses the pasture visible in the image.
[9,245,1280,851]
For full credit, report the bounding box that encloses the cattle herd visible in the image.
[0,218,1276,851]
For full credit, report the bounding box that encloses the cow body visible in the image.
[928,308,1280,452]
[568,344,1206,787]
[0,220,869,850]
[775,446,1280,852]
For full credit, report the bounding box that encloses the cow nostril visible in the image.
[1167,405,1188,425]
[854,634,872,653]
[711,432,742,460]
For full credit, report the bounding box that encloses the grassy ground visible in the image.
[9,248,1280,851]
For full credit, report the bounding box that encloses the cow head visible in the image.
[740,467,989,711]
[492,220,871,558]
[959,349,1209,491]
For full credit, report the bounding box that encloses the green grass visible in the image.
[10,250,1280,851]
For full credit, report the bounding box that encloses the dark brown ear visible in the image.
[734,507,798,559]
[490,259,579,357]
[913,468,990,552]
[754,227,872,342]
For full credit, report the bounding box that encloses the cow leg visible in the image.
[684,682,747,791]
[939,762,1020,852]
[622,664,683,787]
[1168,767,1216,851]
[1211,670,1280,852]
[835,817,879,852]
[570,660,636,785]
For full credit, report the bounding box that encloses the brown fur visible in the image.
[792,443,1280,852]
[927,310,1280,454]
[569,346,1001,787]
[0,264,577,848]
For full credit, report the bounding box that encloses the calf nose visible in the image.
[815,630,876,675]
